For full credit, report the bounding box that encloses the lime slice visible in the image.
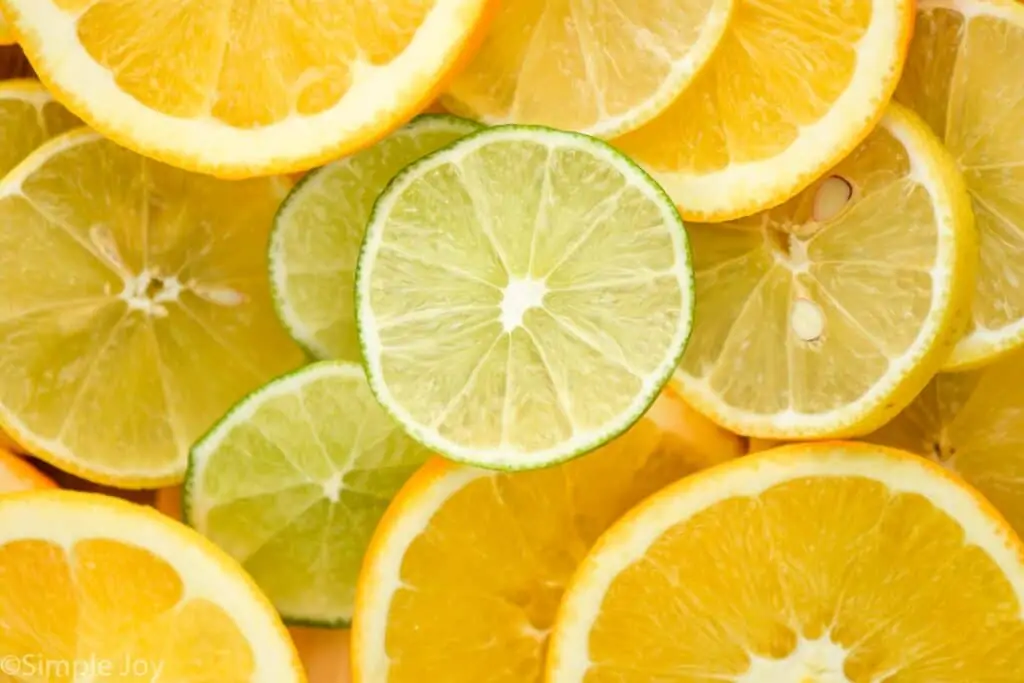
[356,126,695,469]
[270,114,481,360]
[185,360,431,626]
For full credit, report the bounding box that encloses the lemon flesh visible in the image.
[270,114,481,361]
[673,104,976,439]
[356,125,694,469]
[187,361,431,626]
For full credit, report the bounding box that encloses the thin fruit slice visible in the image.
[864,347,1024,536]
[186,360,431,626]
[0,490,304,682]
[547,442,1024,682]
[352,388,745,683]
[441,0,734,138]
[895,0,1024,370]
[270,114,481,361]
[673,103,976,439]
[356,125,694,469]
[0,79,79,178]
[0,447,54,492]
[614,0,915,221]
[2,0,495,178]
[0,130,305,488]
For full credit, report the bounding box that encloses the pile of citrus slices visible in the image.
[0,1,1024,682]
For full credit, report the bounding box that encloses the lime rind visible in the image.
[184,360,431,627]
[269,114,483,361]
[355,124,695,471]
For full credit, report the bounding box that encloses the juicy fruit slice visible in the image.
[0,130,304,487]
[673,104,976,439]
[864,348,1024,536]
[615,0,915,221]
[352,388,745,683]
[895,0,1024,370]
[547,443,1024,682]
[0,491,304,683]
[0,448,54,492]
[442,0,734,138]
[3,0,495,177]
[0,79,80,178]
[356,125,695,469]
[0,14,12,45]
[186,360,431,626]
[270,115,481,361]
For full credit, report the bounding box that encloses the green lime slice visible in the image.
[356,125,695,470]
[184,360,431,626]
[269,114,482,360]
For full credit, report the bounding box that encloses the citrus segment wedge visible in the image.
[547,442,1024,682]
[614,0,915,221]
[2,0,496,177]
[352,388,745,683]
[270,114,481,361]
[0,490,305,683]
[186,361,432,626]
[0,130,304,487]
[356,125,694,469]
[864,348,1024,537]
[0,447,54,492]
[895,0,1024,370]
[442,0,734,138]
[673,104,976,439]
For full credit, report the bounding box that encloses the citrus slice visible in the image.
[895,0,1024,370]
[0,14,13,45]
[270,114,481,361]
[352,387,745,683]
[613,0,915,221]
[0,490,304,682]
[186,360,432,626]
[864,348,1024,536]
[0,447,54,492]
[441,0,734,138]
[0,79,79,178]
[1,0,495,178]
[672,103,977,439]
[0,129,305,488]
[547,442,1024,682]
[356,125,695,469]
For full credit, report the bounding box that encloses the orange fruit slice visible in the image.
[0,490,305,682]
[2,0,496,177]
[614,0,915,221]
[0,447,53,492]
[547,442,1024,682]
[352,388,744,682]
[442,0,734,138]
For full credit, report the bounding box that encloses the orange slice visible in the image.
[0,447,53,492]
[2,0,497,177]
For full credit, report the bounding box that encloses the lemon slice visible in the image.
[547,442,1024,682]
[895,0,1024,370]
[441,0,734,138]
[270,114,481,361]
[356,125,695,469]
[2,0,495,177]
[352,388,745,683]
[672,103,977,439]
[186,360,431,626]
[864,348,1024,536]
[0,447,54,492]
[0,79,79,177]
[0,490,304,682]
[613,0,915,221]
[0,130,304,488]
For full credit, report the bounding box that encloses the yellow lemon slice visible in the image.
[896,0,1024,370]
[0,79,79,178]
[614,0,915,221]
[672,104,976,439]
[352,388,745,682]
[547,442,1024,682]
[1,0,496,177]
[0,130,304,488]
[0,490,304,682]
[442,0,734,138]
